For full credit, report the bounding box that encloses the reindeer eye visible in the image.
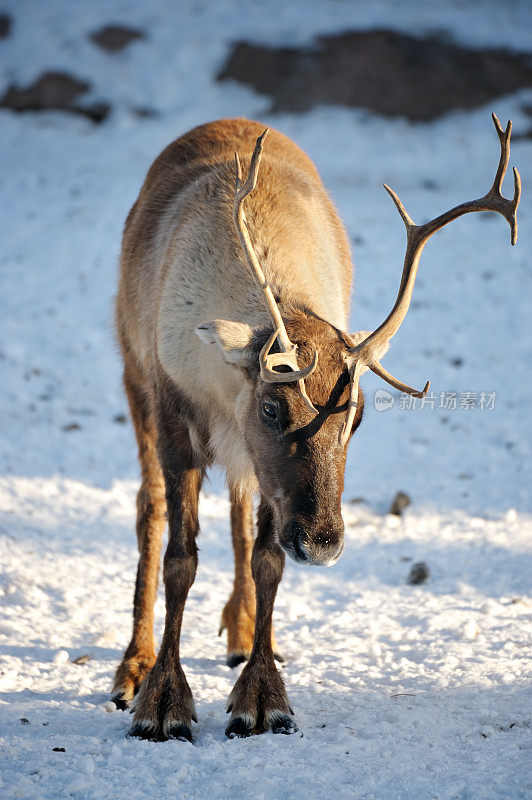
[262,401,278,420]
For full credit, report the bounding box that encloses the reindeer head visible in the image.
[197,116,520,566]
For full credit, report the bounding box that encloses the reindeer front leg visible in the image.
[128,394,203,742]
[225,501,296,737]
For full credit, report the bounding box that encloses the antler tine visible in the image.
[234,152,242,192]
[297,378,318,414]
[339,361,363,447]
[488,113,521,245]
[369,362,430,398]
[233,131,319,413]
[234,128,268,202]
[490,113,510,196]
[339,113,520,444]
[383,183,415,230]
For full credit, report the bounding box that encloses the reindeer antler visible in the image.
[340,113,521,446]
[233,130,318,414]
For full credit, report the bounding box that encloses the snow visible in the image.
[1,1,531,798]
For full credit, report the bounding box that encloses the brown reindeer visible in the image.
[112,115,519,741]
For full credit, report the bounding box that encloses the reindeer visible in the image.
[112,115,519,741]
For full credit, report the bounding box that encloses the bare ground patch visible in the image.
[217,30,532,120]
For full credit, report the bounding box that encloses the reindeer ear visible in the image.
[195,320,256,367]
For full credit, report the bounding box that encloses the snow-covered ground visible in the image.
[1,2,531,798]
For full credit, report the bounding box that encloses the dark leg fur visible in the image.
[225,501,296,737]
[128,380,203,741]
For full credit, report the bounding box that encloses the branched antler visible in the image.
[340,113,521,446]
[233,130,318,413]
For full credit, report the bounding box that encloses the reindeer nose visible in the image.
[285,521,345,566]
[300,528,345,567]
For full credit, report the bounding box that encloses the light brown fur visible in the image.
[111,354,165,707]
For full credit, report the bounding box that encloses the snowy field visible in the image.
[1,1,531,798]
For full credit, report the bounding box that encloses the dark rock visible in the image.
[20,718,29,725]
[79,102,110,124]
[62,423,81,432]
[217,30,532,121]
[0,71,110,124]
[89,25,144,53]
[52,747,65,752]
[2,71,89,110]
[72,654,91,665]
[408,561,430,585]
[0,12,11,38]
[113,413,127,424]
[389,491,411,516]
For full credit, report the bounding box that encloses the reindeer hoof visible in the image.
[128,714,195,743]
[127,657,197,742]
[112,650,156,710]
[227,652,249,669]
[166,722,194,743]
[226,651,283,668]
[111,690,131,711]
[127,720,159,741]
[225,658,296,738]
[270,713,298,735]
[226,715,253,738]
[127,719,194,743]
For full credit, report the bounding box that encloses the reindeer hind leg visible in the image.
[221,485,282,667]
